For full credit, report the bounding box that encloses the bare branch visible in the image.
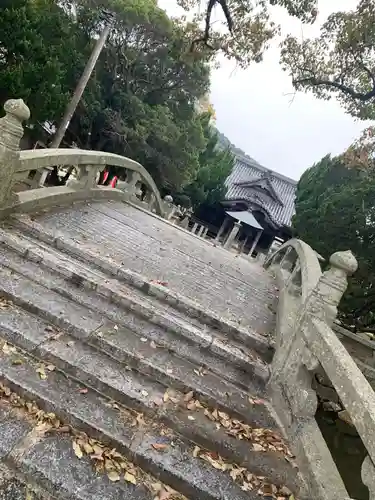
[191,0,233,51]
[293,76,375,102]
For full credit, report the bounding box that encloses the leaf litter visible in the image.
[192,446,295,499]
[180,391,294,459]
[0,381,186,500]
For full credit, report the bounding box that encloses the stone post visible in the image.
[248,229,263,256]
[308,250,358,326]
[239,235,249,254]
[215,216,229,242]
[0,99,30,207]
[125,170,142,197]
[191,222,198,234]
[223,221,241,250]
[197,225,205,237]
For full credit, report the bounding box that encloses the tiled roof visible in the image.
[225,154,297,227]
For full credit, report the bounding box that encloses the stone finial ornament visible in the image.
[0,98,30,206]
[0,99,30,151]
[330,250,358,276]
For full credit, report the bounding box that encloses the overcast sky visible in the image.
[158,0,366,181]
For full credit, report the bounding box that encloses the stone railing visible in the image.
[264,240,375,500]
[0,98,164,217]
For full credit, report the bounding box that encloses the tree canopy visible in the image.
[173,113,235,208]
[178,0,318,67]
[0,0,215,191]
[281,0,375,120]
[293,154,375,330]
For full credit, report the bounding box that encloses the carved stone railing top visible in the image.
[0,98,164,217]
[264,238,322,302]
[265,240,375,500]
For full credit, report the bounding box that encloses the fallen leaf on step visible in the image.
[150,340,157,348]
[166,368,173,374]
[113,325,118,331]
[158,488,172,500]
[36,366,47,380]
[140,337,148,342]
[124,472,137,485]
[188,415,195,421]
[2,342,16,354]
[184,391,194,402]
[73,441,83,459]
[252,443,265,452]
[107,471,120,482]
[151,482,163,493]
[78,388,88,395]
[11,358,23,366]
[141,390,148,397]
[193,446,200,458]
[186,400,197,411]
[151,443,168,451]
[46,364,55,372]
[163,391,170,403]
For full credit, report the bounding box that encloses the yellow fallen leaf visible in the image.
[36,366,47,380]
[184,391,194,402]
[124,471,137,485]
[107,471,120,482]
[26,487,33,500]
[151,443,168,451]
[193,446,200,458]
[2,342,16,354]
[73,441,83,459]
[83,442,94,454]
[11,359,23,366]
[163,391,170,403]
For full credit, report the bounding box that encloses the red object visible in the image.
[110,176,118,188]
[102,170,109,184]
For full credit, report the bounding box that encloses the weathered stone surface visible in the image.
[13,201,276,333]
[0,345,296,500]
[132,433,259,500]
[18,435,152,500]
[0,200,312,500]
[0,401,32,459]
[0,244,269,397]
[0,266,101,338]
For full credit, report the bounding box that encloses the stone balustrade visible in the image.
[265,240,375,500]
[0,98,164,217]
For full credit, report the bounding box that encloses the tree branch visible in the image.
[191,0,233,51]
[293,75,375,102]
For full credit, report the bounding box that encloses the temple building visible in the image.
[216,153,297,257]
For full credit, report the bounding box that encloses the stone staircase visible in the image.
[0,207,300,500]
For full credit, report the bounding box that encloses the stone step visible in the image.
[0,338,298,498]
[0,240,269,392]
[8,218,274,361]
[0,287,274,430]
[0,404,155,500]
